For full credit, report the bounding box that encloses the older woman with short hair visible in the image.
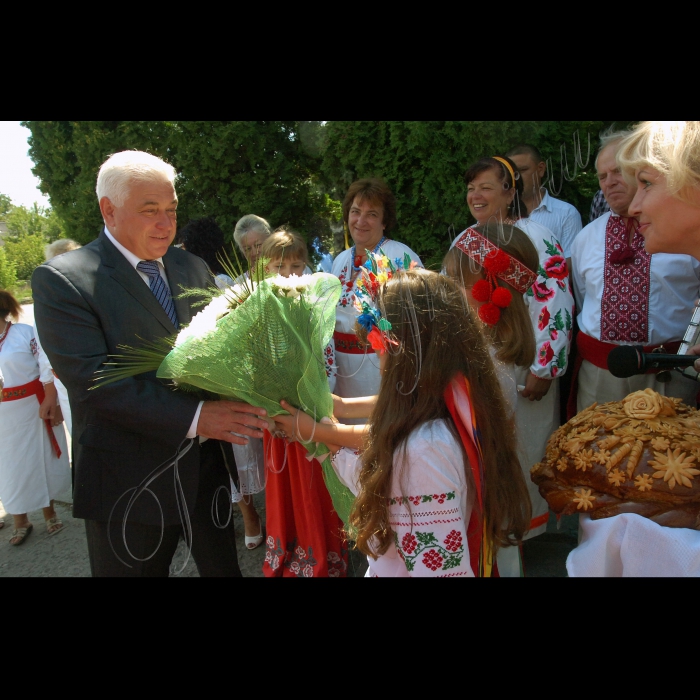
[233,214,272,269]
[331,178,422,411]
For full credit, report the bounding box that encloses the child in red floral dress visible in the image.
[260,230,347,578]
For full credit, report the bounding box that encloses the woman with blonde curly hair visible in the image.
[618,121,700,258]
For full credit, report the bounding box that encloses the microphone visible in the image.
[608,345,699,379]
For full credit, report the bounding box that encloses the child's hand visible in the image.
[277,400,319,444]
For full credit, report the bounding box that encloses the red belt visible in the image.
[567,332,682,420]
[577,332,681,370]
[333,331,368,355]
[2,378,62,458]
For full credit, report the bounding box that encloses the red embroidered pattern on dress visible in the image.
[601,216,651,342]
[394,528,465,573]
[336,263,356,308]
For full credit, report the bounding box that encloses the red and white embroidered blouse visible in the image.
[331,419,475,577]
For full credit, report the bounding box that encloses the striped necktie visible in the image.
[136,260,179,328]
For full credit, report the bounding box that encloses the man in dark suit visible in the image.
[32,151,268,576]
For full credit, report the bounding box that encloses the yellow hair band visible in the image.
[492,156,516,189]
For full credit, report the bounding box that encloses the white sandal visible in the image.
[245,523,264,550]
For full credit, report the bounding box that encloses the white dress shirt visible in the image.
[528,188,583,259]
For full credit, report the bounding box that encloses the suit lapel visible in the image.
[98,233,178,334]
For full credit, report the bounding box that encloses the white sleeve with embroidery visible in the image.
[33,323,54,384]
[389,421,473,577]
[324,338,337,393]
[519,219,575,380]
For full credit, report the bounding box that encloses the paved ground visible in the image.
[1,303,579,577]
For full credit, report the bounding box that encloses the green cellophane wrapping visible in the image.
[156,273,355,525]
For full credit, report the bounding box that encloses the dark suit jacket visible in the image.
[32,231,215,526]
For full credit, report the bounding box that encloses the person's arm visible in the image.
[33,325,63,426]
[273,399,367,450]
[332,394,377,420]
[522,223,576,400]
[32,261,267,446]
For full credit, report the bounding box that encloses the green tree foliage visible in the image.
[4,203,64,242]
[23,121,334,251]
[23,121,177,245]
[0,246,18,289]
[3,234,45,280]
[0,195,67,281]
[0,194,12,218]
[319,121,635,266]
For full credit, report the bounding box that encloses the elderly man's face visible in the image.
[100,179,178,260]
[597,143,635,217]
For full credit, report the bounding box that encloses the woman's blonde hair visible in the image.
[350,269,531,560]
[443,223,538,367]
[617,121,700,202]
[260,229,308,264]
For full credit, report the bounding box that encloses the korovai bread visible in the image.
[531,389,700,529]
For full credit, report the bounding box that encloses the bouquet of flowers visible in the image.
[95,268,356,524]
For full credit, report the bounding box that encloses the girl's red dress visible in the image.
[262,434,348,577]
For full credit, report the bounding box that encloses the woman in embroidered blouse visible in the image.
[331,179,422,415]
[276,269,531,577]
[0,290,70,544]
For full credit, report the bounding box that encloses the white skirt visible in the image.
[0,395,70,514]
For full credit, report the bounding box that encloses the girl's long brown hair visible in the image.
[443,223,538,367]
[350,269,531,559]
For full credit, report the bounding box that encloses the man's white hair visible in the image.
[96,150,177,207]
[595,126,634,170]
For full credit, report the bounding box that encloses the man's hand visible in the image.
[197,400,268,445]
[520,373,552,402]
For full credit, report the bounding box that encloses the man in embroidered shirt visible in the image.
[506,144,583,260]
[569,129,700,415]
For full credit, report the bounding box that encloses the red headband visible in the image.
[454,227,537,326]
[454,228,537,294]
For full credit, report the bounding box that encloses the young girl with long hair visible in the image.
[443,222,549,575]
[276,265,531,576]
